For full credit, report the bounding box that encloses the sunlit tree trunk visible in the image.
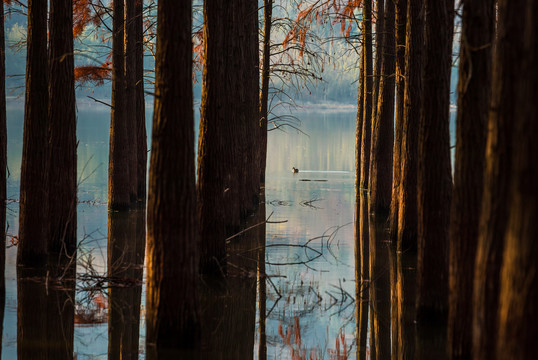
[259,0,273,184]
[390,0,407,240]
[109,0,130,210]
[48,0,77,267]
[18,0,49,267]
[496,1,538,358]
[135,0,146,204]
[371,0,384,124]
[416,0,453,320]
[125,0,138,204]
[147,0,199,350]
[0,0,6,285]
[447,0,494,358]
[370,0,395,216]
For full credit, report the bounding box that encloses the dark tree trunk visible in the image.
[198,0,260,274]
[416,0,453,320]
[472,1,518,359]
[125,0,138,204]
[109,0,130,210]
[48,0,77,266]
[18,0,49,267]
[390,245,399,358]
[355,196,368,360]
[397,0,423,253]
[135,0,147,203]
[146,0,199,350]
[447,0,494,358]
[257,191,267,360]
[371,0,384,124]
[496,1,538,358]
[397,249,417,359]
[390,0,407,240]
[370,0,395,216]
[0,0,6,286]
[259,0,272,184]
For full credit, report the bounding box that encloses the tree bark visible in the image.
[109,0,131,210]
[371,0,384,124]
[496,1,538,358]
[135,0,147,203]
[0,0,6,285]
[370,0,395,216]
[390,0,407,240]
[259,0,273,184]
[447,0,494,358]
[125,0,138,204]
[146,0,199,349]
[48,0,77,266]
[416,0,453,320]
[18,0,49,267]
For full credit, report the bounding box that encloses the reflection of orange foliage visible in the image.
[328,329,348,360]
[278,317,319,360]
[74,62,112,86]
[75,293,108,325]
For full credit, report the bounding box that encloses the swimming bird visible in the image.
[292,167,299,173]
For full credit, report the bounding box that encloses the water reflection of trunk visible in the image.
[257,190,267,360]
[355,193,369,360]
[396,248,416,359]
[17,267,74,359]
[200,202,263,359]
[368,215,390,360]
[108,210,145,360]
[0,284,3,359]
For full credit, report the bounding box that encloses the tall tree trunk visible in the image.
[496,1,538,358]
[198,0,260,274]
[447,0,494,358]
[390,0,407,239]
[371,0,384,124]
[416,0,453,320]
[259,0,272,184]
[109,0,130,210]
[147,0,199,349]
[18,0,49,267]
[0,0,6,285]
[125,0,138,204]
[472,1,517,359]
[370,0,395,216]
[135,0,147,203]
[397,0,423,253]
[48,0,77,267]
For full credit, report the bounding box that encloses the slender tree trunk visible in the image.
[18,0,49,267]
[259,0,272,184]
[397,0,423,252]
[472,1,518,359]
[48,0,77,266]
[447,0,494,358]
[371,0,384,124]
[147,0,199,349]
[416,0,453,320]
[390,0,407,239]
[109,0,130,210]
[0,0,6,285]
[135,0,147,203]
[355,195,368,360]
[370,0,395,216]
[496,1,538,358]
[125,0,138,204]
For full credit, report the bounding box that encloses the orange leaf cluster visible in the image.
[74,62,111,86]
[73,0,103,38]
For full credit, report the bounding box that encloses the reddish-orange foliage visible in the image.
[73,0,104,38]
[74,62,111,86]
[193,28,204,82]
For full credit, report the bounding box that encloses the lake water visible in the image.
[2,99,446,359]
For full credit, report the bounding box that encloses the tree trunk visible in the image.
[370,0,395,216]
[390,0,407,240]
[259,0,272,184]
[48,0,77,266]
[198,0,260,274]
[0,0,6,285]
[397,0,423,253]
[146,0,199,349]
[18,0,49,267]
[125,0,138,204]
[371,0,384,124]
[447,0,494,358]
[135,0,147,203]
[109,0,130,210]
[496,1,538,358]
[416,0,453,320]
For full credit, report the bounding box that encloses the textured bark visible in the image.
[471,1,519,359]
[397,0,423,252]
[18,0,49,267]
[416,0,453,320]
[371,0,384,124]
[125,0,138,204]
[259,0,272,184]
[390,0,407,240]
[496,1,538,358]
[147,0,199,349]
[109,0,130,210]
[370,0,395,216]
[48,0,77,264]
[447,0,494,358]
[0,0,6,286]
[135,0,147,203]
[198,0,260,274]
